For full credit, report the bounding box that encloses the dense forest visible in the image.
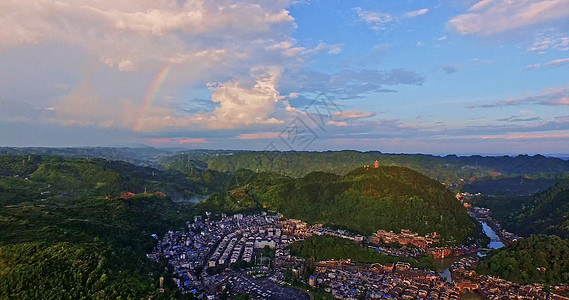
[290,235,434,269]
[478,235,569,285]
[461,176,560,196]
[0,156,198,299]
[200,166,476,243]
[472,180,569,239]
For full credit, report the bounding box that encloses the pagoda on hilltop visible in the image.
[374,160,379,168]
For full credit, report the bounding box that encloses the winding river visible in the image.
[434,221,505,299]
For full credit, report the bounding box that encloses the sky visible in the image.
[1,0,569,155]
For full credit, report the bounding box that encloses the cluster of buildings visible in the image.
[450,257,550,299]
[448,256,569,300]
[427,244,479,259]
[147,213,299,296]
[280,218,366,242]
[311,260,460,299]
[455,192,481,201]
[370,229,440,249]
[147,208,567,300]
[368,244,426,258]
[224,271,309,300]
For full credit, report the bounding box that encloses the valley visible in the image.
[1,149,568,299]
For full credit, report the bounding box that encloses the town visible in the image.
[147,211,568,299]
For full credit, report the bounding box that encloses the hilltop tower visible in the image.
[374,160,379,168]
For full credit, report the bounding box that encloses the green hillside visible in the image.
[0,156,197,299]
[478,235,569,284]
[158,155,256,194]
[0,155,209,204]
[472,180,569,239]
[201,166,476,243]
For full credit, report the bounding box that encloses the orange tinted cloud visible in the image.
[149,137,206,144]
[236,132,280,140]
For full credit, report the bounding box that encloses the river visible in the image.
[480,222,505,250]
[434,221,504,299]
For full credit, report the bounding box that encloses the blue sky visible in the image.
[1,0,568,154]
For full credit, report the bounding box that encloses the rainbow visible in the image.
[133,65,171,132]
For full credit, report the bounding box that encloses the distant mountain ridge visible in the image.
[3,148,568,184]
[4,147,569,183]
[162,150,569,184]
[0,146,178,166]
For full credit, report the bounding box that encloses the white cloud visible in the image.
[528,35,569,53]
[51,84,139,128]
[524,63,542,70]
[205,67,285,129]
[545,58,569,67]
[405,8,429,18]
[268,40,342,58]
[1,0,348,132]
[449,0,569,36]
[139,67,292,131]
[524,57,569,70]
[0,0,297,72]
[354,7,395,31]
[327,120,348,127]
[466,84,569,108]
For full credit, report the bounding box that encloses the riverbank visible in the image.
[468,206,516,246]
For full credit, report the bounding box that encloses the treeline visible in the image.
[200,166,476,244]
[478,235,569,284]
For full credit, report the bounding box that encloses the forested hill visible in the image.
[478,235,569,284]
[161,150,569,184]
[478,180,569,239]
[0,155,209,204]
[201,166,476,244]
[0,156,199,298]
